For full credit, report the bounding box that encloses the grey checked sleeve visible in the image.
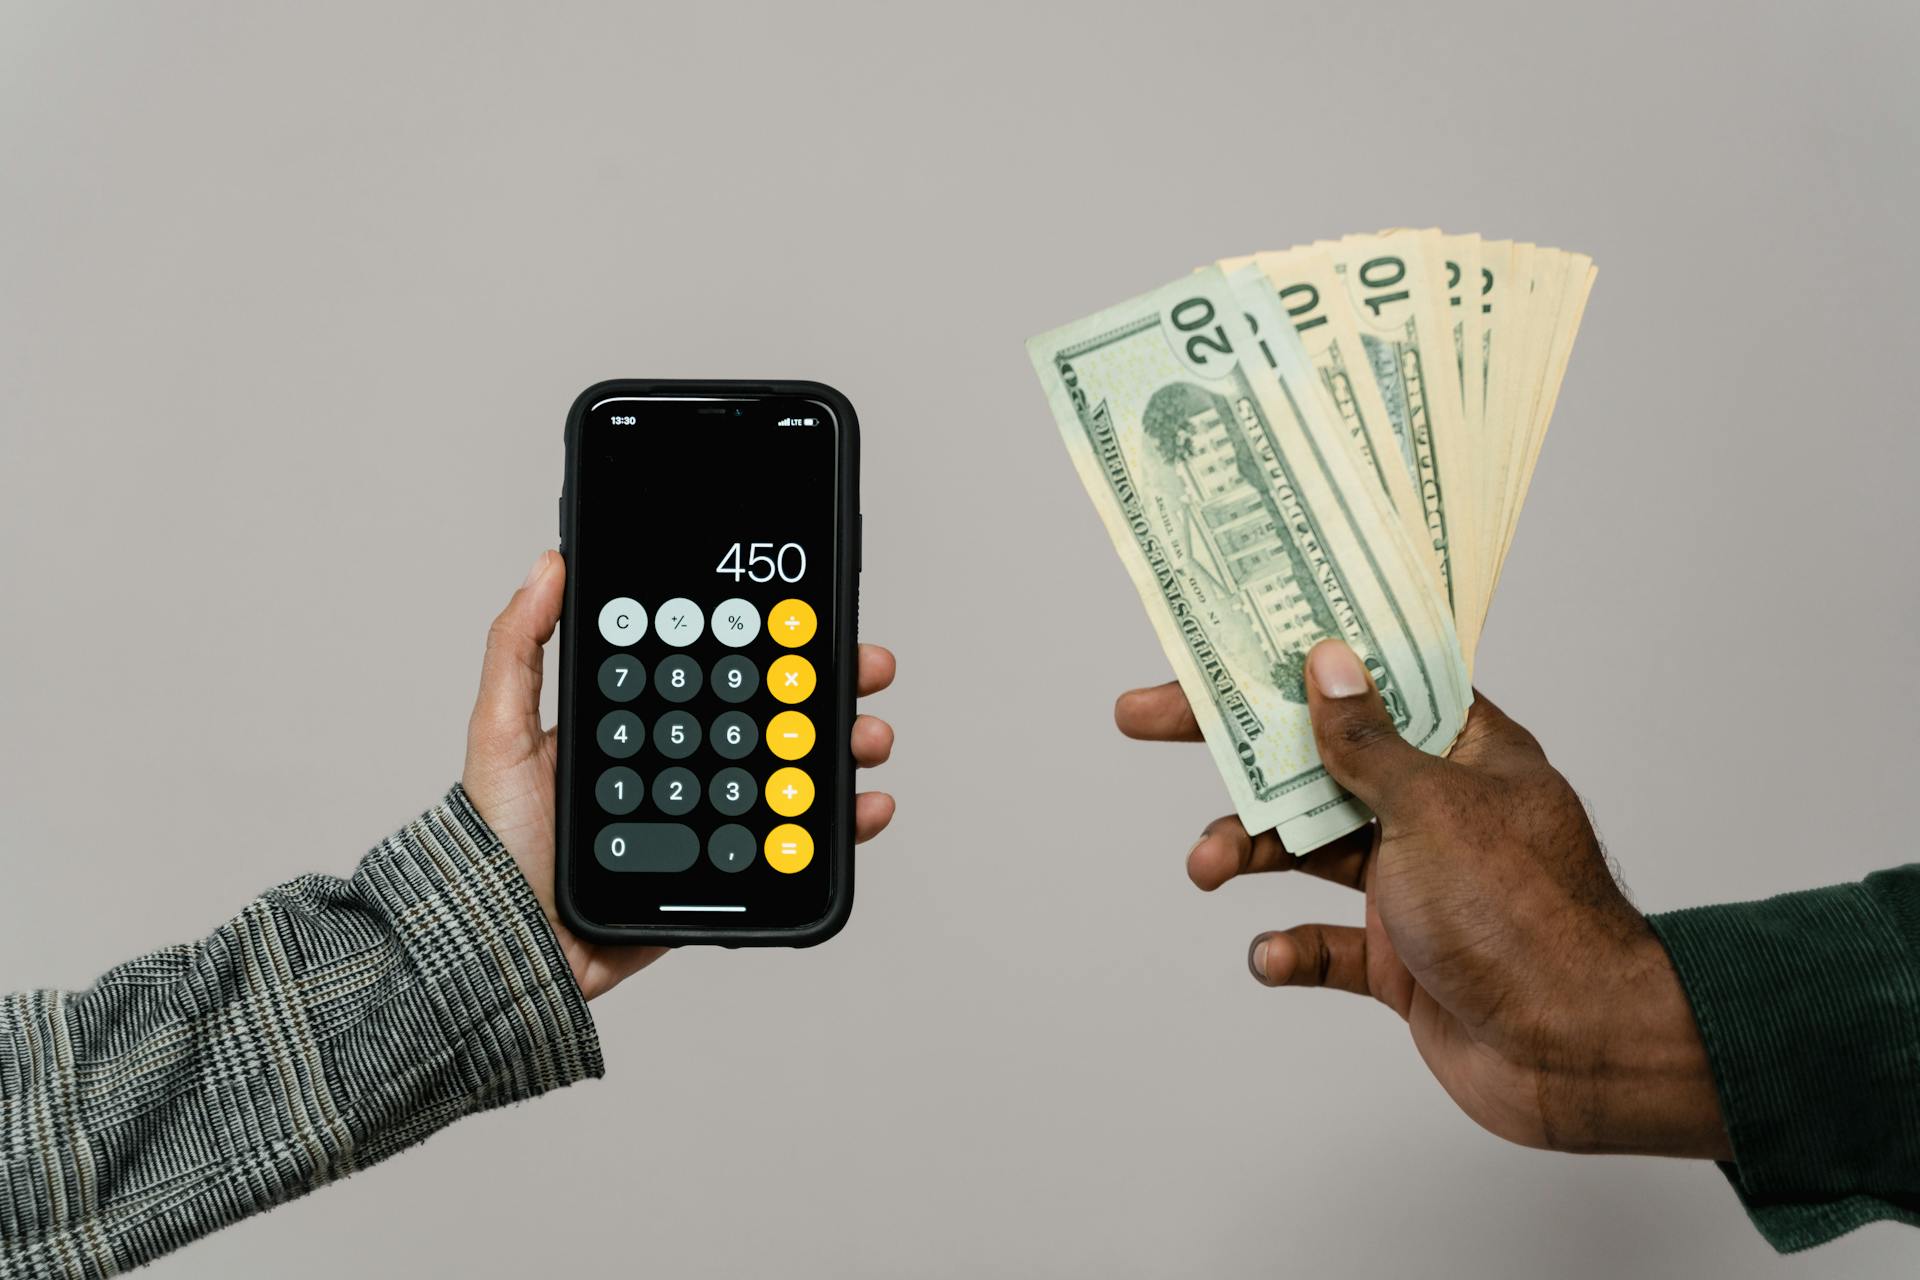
[0,785,603,1277]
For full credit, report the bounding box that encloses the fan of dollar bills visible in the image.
[1027,230,1595,851]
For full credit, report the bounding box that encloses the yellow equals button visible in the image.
[765,823,813,873]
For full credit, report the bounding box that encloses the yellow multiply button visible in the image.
[765,823,813,874]
[766,766,814,817]
[769,598,817,647]
[766,710,815,760]
[767,654,816,704]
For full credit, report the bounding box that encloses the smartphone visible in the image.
[555,380,859,946]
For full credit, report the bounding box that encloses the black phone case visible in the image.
[553,379,860,947]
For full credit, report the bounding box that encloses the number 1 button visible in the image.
[769,599,816,647]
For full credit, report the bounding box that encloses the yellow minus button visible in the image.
[765,823,813,874]
[766,710,815,760]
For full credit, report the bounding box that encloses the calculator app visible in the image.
[565,396,847,930]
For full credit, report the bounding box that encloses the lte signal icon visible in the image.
[775,417,820,427]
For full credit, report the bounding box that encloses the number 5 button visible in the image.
[769,598,816,647]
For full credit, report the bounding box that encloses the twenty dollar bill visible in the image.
[1028,267,1470,849]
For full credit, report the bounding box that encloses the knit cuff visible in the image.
[357,785,604,1107]
[1649,880,1920,1252]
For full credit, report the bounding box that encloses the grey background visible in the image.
[3,1,1916,1275]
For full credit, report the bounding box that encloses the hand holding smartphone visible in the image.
[555,381,860,946]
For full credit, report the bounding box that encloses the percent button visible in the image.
[712,598,760,647]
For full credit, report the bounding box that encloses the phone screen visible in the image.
[561,391,848,934]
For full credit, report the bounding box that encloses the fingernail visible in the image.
[1248,938,1271,984]
[1307,640,1369,698]
[522,552,550,588]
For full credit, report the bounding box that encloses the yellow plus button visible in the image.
[768,654,816,704]
[766,766,814,817]
[769,598,817,647]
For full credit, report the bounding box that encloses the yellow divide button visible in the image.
[769,598,817,647]
[765,823,813,874]
[766,766,814,817]
[766,710,815,760]
[768,654,816,704]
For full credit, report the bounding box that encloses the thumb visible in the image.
[1305,639,1438,821]
[470,550,565,759]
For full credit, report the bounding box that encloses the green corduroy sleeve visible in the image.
[1647,865,1920,1253]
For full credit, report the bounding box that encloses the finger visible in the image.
[851,715,893,767]
[858,645,897,697]
[1188,816,1376,891]
[471,551,565,755]
[1186,814,1290,891]
[1305,639,1444,821]
[855,791,895,843]
[1249,924,1370,996]
[1114,681,1203,742]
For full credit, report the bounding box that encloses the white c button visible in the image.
[598,597,646,646]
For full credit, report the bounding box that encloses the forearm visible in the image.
[1648,865,1920,1253]
[0,786,600,1277]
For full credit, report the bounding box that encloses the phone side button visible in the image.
[857,512,863,571]
[594,823,699,873]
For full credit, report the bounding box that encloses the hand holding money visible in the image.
[1115,637,1729,1161]
[1028,229,1594,849]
